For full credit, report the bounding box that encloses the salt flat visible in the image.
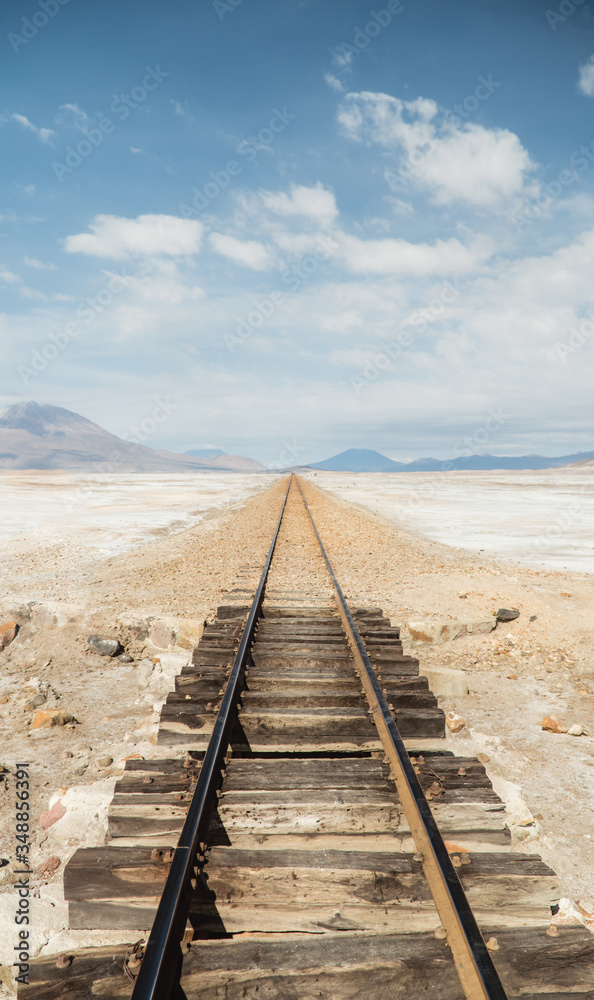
[306,468,594,574]
[2,468,593,574]
[0,471,277,560]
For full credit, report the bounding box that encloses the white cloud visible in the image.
[56,103,90,130]
[19,286,48,301]
[259,182,339,227]
[64,214,203,259]
[209,233,271,270]
[329,347,375,367]
[273,231,334,256]
[171,99,189,117]
[121,259,205,306]
[10,113,55,144]
[0,268,20,284]
[578,57,594,97]
[338,91,536,207]
[332,46,355,68]
[337,233,492,276]
[24,257,57,270]
[324,73,344,93]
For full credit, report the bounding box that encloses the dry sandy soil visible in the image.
[0,471,593,992]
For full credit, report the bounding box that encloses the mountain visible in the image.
[185,448,224,458]
[0,402,265,472]
[308,449,405,472]
[304,447,594,473]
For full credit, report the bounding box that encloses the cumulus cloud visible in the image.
[578,57,594,97]
[337,233,492,276]
[259,182,339,227]
[64,214,203,259]
[24,257,57,270]
[338,91,536,207]
[209,233,271,270]
[10,113,55,144]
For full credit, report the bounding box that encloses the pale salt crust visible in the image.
[303,468,594,574]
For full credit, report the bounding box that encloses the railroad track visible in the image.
[21,475,594,999]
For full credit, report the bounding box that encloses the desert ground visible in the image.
[0,468,593,992]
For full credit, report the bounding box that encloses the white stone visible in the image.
[408,618,496,644]
[136,651,191,702]
[41,778,117,850]
[421,665,469,697]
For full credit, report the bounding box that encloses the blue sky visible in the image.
[2,0,594,464]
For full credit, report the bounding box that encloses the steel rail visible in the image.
[295,476,508,1000]
[130,477,292,1000]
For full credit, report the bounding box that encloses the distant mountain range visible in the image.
[185,448,224,459]
[3,407,592,476]
[306,447,594,473]
[0,402,265,472]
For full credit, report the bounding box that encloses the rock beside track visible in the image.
[408,618,496,643]
[0,621,19,649]
[87,635,122,657]
[496,607,520,622]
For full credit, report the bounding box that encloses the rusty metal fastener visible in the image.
[123,939,145,983]
[142,776,153,784]
[547,924,559,937]
[150,848,163,860]
[451,855,462,868]
[413,851,424,863]
[56,954,73,969]
[486,937,499,951]
[434,926,447,940]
